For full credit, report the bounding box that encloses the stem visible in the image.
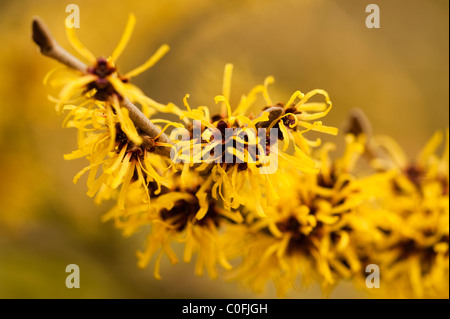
[122,98,172,156]
[32,16,172,157]
[32,17,87,72]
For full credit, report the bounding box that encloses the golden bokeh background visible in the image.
[0,0,448,298]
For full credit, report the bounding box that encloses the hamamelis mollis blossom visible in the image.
[45,13,181,118]
[172,64,338,216]
[357,130,449,298]
[62,98,174,210]
[223,134,377,296]
[102,170,242,279]
[33,14,448,299]
[34,15,180,211]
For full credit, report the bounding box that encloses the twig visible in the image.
[32,16,172,157]
[343,107,383,161]
[343,108,373,138]
[122,97,172,156]
[32,16,87,72]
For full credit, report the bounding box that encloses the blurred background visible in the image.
[0,0,448,298]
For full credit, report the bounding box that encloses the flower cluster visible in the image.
[34,14,448,298]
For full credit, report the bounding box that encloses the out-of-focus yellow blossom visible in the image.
[103,170,243,279]
[224,134,374,296]
[356,129,449,298]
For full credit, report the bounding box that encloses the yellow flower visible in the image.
[259,86,339,157]
[358,129,449,298]
[172,64,338,216]
[224,134,370,296]
[62,98,173,209]
[45,13,181,118]
[103,170,243,279]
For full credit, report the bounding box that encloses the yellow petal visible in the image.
[215,95,232,119]
[222,63,233,102]
[111,13,136,61]
[124,44,170,79]
[418,130,443,164]
[66,26,96,64]
[262,76,275,106]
